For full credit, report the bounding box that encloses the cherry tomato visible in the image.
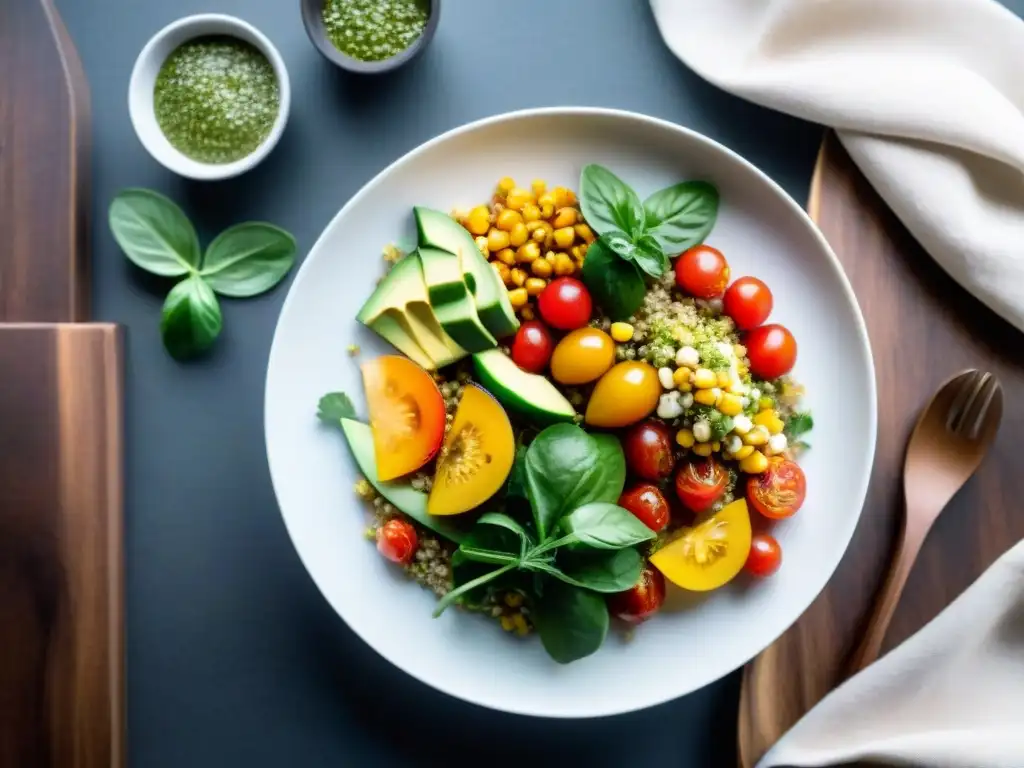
[549,328,615,385]
[537,277,593,330]
[376,518,418,565]
[510,320,554,374]
[745,533,782,577]
[622,420,676,481]
[674,245,730,298]
[745,324,797,380]
[619,483,671,532]
[607,562,666,624]
[674,456,729,513]
[747,457,806,520]
[585,362,661,428]
[724,276,773,330]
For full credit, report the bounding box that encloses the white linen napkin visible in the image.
[751,538,1024,768]
[650,0,1024,334]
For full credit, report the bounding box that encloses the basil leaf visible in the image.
[632,233,669,278]
[580,164,645,237]
[560,502,656,550]
[433,562,516,618]
[605,231,637,262]
[643,181,719,253]
[591,433,627,502]
[160,275,222,360]
[200,222,297,297]
[458,514,525,564]
[109,188,200,276]
[477,512,531,543]
[581,238,646,321]
[554,548,643,593]
[506,444,529,500]
[317,392,357,424]
[531,580,609,664]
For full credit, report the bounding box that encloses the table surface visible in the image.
[55,1,1020,765]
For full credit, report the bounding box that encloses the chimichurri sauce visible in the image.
[323,0,430,62]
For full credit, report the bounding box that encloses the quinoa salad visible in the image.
[317,164,813,664]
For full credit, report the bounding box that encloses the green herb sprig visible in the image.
[578,164,719,320]
[109,188,297,360]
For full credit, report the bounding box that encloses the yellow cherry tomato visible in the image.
[649,499,752,591]
[549,328,615,385]
[584,361,661,427]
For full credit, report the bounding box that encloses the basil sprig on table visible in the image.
[578,163,719,320]
[108,188,296,360]
[437,424,653,665]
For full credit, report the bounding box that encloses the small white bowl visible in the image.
[128,14,291,181]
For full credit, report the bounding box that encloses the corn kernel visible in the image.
[506,187,535,211]
[516,242,540,263]
[497,176,516,195]
[492,261,511,284]
[553,208,578,228]
[466,206,491,235]
[504,591,524,608]
[512,613,530,636]
[610,322,634,342]
[531,179,547,197]
[754,410,785,435]
[500,615,515,632]
[510,268,527,287]
[694,388,718,406]
[732,445,755,460]
[525,277,546,296]
[692,442,713,457]
[545,250,557,264]
[553,227,576,249]
[508,288,528,308]
[537,192,556,219]
[739,450,769,474]
[553,252,576,276]
[742,425,770,446]
[733,344,747,358]
[717,370,731,387]
[474,235,489,256]
[565,189,578,205]
[718,392,744,416]
[759,396,775,411]
[712,441,721,452]
[522,203,541,222]
[487,228,510,251]
[676,428,695,448]
[520,305,535,321]
[509,222,529,247]
[551,187,570,208]
[574,223,596,244]
[531,258,553,278]
[496,208,522,231]
[693,368,717,389]
[571,244,587,264]
[495,247,516,266]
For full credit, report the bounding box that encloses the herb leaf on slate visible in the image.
[160,275,223,360]
[109,188,201,276]
[200,222,297,297]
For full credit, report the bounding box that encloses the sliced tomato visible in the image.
[674,456,729,513]
[746,457,806,519]
[361,356,446,481]
[650,499,752,591]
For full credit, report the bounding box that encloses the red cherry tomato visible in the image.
[745,324,797,379]
[618,483,671,532]
[745,533,782,577]
[674,245,730,299]
[376,518,418,565]
[724,277,773,330]
[607,562,666,624]
[537,277,593,330]
[622,420,676,481]
[747,457,806,520]
[674,456,729,513]
[510,320,554,373]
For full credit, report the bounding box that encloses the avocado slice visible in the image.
[363,311,435,370]
[414,207,519,340]
[339,418,466,544]
[357,253,467,368]
[473,349,576,424]
[419,246,497,352]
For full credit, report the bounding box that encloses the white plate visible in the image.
[265,108,876,718]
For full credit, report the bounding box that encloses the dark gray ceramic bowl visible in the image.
[300,0,439,74]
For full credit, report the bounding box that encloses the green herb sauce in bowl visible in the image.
[322,0,429,62]
[153,36,280,165]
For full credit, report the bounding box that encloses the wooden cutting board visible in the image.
[737,132,1024,766]
[0,1,125,767]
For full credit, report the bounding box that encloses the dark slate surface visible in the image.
[61,0,1020,765]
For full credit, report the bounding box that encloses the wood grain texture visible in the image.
[737,132,1024,766]
[0,324,124,768]
[0,0,91,322]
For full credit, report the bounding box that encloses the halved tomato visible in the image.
[649,499,752,591]
[361,356,446,481]
[747,457,806,519]
[674,456,729,513]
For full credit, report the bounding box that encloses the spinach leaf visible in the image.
[591,433,627,502]
[559,502,656,550]
[579,164,645,238]
[433,562,516,617]
[531,580,610,664]
[506,444,529,500]
[643,181,719,253]
[632,233,669,278]
[785,411,814,440]
[475,512,532,559]
[551,548,643,593]
[160,275,223,360]
[200,222,297,297]
[580,238,646,321]
[317,392,357,423]
[109,188,200,276]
